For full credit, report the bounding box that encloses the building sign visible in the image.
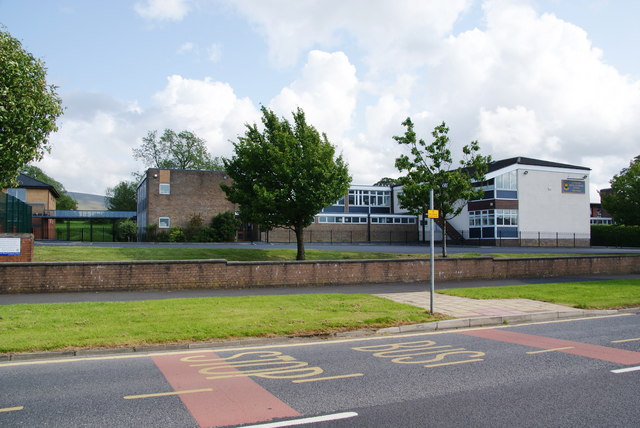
[561,179,586,194]
[0,238,21,256]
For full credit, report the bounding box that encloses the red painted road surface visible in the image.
[459,329,640,365]
[153,351,300,428]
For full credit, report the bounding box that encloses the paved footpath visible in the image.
[375,291,582,318]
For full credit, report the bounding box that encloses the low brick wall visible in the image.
[1,255,639,294]
[0,234,34,263]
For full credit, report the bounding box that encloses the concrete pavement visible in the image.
[375,291,582,318]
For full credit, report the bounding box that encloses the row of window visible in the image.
[317,215,416,224]
[469,209,518,227]
[344,190,391,207]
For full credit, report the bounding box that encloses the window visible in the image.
[469,210,496,227]
[496,209,518,226]
[7,188,27,202]
[159,183,170,195]
[495,170,517,190]
[317,215,367,224]
[158,217,170,228]
[348,190,391,207]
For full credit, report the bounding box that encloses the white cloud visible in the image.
[229,0,471,69]
[177,41,194,54]
[42,0,640,202]
[42,76,260,194]
[207,43,222,62]
[134,0,190,21]
[421,0,640,199]
[269,50,358,141]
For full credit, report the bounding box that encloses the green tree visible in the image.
[0,28,63,188]
[115,218,137,242]
[210,211,241,242]
[373,177,399,186]
[222,107,351,260]
[105,180,137,211]
[394,119,491,257]
[602,155,640,226]
[133,129,224,170]
[20,165,77,210]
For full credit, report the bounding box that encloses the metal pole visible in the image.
[430,188,435,314]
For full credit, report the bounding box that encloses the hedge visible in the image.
[591,225,640,247]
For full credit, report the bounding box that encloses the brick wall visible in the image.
[146,169,236,229]
[0,234,34,263]
[1,254,638,294]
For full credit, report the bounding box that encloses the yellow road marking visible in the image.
[0,313,632,368]
[424,358,484,367]
[123,388,213,400]
[526,347,575,354]
[0,406,24,413]
[611,337,640,343]
[292,373,363,383]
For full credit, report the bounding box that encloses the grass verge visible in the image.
[33,246,422,262]
[0,294,443,354]
[33,246,606,262]
[438,279,640,309]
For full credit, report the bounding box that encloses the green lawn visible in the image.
[33,246,422,262]
[0,294,441,353]
[33,246,602,262]
[438,279,640,309]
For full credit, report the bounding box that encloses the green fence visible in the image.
[0,193,32,234]
[55,219,118,242]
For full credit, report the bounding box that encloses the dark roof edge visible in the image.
[16,174,60,198]
[488,156,590,173]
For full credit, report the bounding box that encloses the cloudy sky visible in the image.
[2,0,639,201]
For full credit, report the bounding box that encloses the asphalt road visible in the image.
[1,314,639,427]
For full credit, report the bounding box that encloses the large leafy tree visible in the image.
[133,129,223,170]
[222,107,351,260]
[601,155,640,226]
[394,119,491,256]
[21,165,77,210]
[0,28,63,188]
[105,180,137,211]
[373,177,399,186]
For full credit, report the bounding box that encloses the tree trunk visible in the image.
[294,225,306,260]
[441,220,448,257]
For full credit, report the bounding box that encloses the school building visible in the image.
[135,156,592,246]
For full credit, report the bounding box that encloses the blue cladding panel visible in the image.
[496,190,518,199]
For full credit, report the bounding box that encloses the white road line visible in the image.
[611,366,640,374]
[242,412,358,427]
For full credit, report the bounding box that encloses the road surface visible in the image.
[1,313,639,427]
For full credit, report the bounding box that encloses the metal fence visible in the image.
[457,230,591,248]
[0,193,32,234]
[263,229,420,244]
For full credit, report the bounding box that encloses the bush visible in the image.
[116,219,137,242]
[194,226,216,242]
[184,213,205,241]
[145,223,158,242]
[211,211,241,241]
[591,225,640,247]
[156,230,170,242]
[168,226,186,242]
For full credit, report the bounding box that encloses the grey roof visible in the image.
[488,157,590,173]
[16,174,60,198]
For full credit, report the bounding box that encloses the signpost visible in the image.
[428,190,436,314]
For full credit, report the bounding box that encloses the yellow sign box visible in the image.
[427,210,439,219]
